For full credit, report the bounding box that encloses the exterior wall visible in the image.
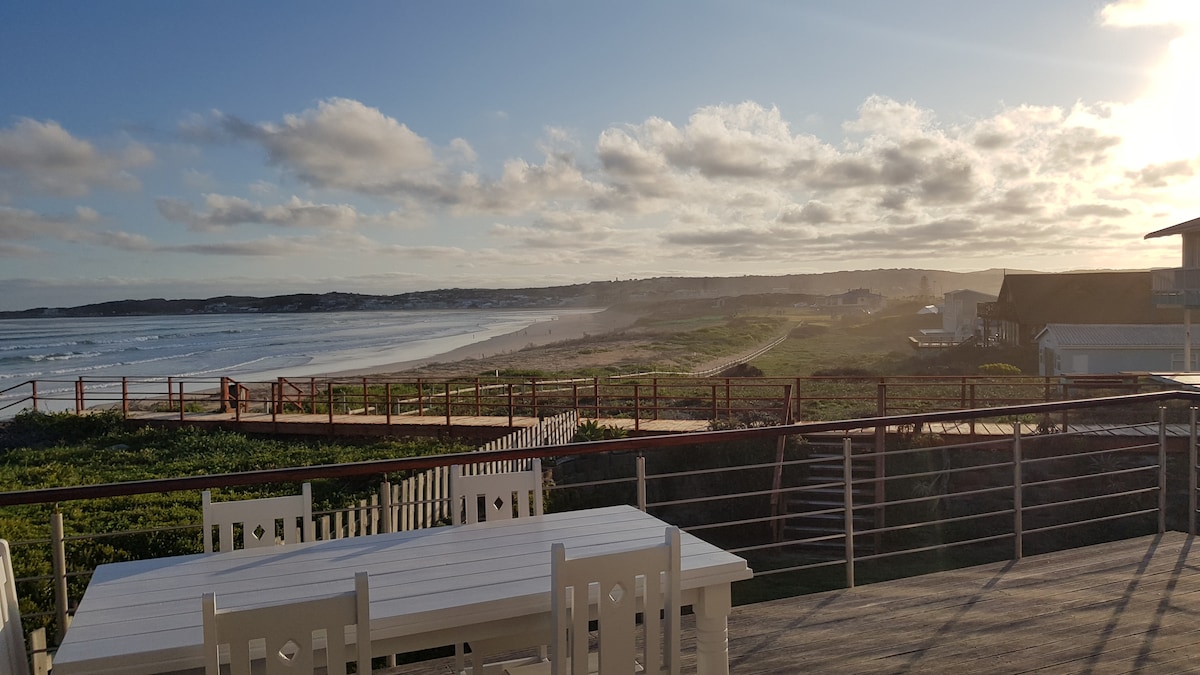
[942,290,996,342]
[1041,346,1184,376]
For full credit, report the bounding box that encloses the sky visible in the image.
[2,1,1200,311]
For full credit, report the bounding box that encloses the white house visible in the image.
[910,289,996,349]
[1036,323,1200,376]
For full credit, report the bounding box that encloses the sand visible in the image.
[322,307,642,378]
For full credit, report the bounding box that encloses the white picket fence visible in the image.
[316,411,577,537]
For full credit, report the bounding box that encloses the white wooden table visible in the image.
[52,505,752,675]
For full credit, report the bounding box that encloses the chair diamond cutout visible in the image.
[276,638,300,664]
[251,523,268,542]
[607,581,627,606]
[492,496,508,512]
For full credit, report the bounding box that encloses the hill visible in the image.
[0,268,1030,318]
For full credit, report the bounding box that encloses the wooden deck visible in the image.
[398,531,1200,674]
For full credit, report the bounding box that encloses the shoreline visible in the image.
[320,307,640,378]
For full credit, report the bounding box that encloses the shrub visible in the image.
[978,362,1022,376]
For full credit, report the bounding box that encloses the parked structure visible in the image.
[1035,323,1200,375]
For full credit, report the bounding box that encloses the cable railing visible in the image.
[1,389,1197,666]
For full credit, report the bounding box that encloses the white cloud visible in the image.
[156,194,419,231]
[0,118,153,197]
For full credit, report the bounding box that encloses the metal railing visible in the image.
[1,389,1196,665]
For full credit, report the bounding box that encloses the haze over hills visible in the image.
[0,268,1039,318]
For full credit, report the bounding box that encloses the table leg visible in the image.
[692,582,732,675]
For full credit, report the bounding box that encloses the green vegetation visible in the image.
[0,411,470,634]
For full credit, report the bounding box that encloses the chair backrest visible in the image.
[202,483,315,553]
[450,459,543,525]
[551,527,681,675]
[203,570,370,675]
[0,540,30,675]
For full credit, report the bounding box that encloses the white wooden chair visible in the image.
[0,540,50,675]
[202,483,315,553]
[202,570,370,675]
[450,459,546,673]
[506,527,682,675]
[451,459,544,525]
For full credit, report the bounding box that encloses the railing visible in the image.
[0,374,1153,426]
[1,390,1195,666]
[1150,267,1200,307]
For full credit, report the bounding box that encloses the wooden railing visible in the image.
[0,374,1153,427]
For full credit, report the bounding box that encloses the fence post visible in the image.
[508,384,514,427]
[121,377,129,417]
[445,382,452,427]
[1013,422,1023,561]
[385,383,392,427]
[843,437,855,589]
[178,381,185,422]
[381,478,393,534]
[51,509,70,641]
[636,455,647,511]
[634,383,641,432]
[1190,407,1197,536]
[1159,405,1168,534]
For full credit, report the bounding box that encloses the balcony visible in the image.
[1150,267,1200,307]
[4,390,1200,672]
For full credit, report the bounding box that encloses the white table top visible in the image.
[53,505,753,674]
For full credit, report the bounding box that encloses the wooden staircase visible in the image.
[780,443,878,557]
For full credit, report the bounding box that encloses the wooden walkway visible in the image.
[124,409,1188,441]
[396,531,1200,674]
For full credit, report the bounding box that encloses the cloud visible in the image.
[156,194,418,231]
[0,118,153,197]
[211,98,452,197]
[1125,159,1194,187]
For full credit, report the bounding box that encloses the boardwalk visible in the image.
[400,532,1200,674]
[123,409,1188,441]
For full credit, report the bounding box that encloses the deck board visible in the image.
[395,532,1200,674]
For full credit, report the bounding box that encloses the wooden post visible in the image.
[178,381,185,421]
[445,381,452,427]
[530,378,538,418]
[508,384,514,427]
[327,385,334,425]
[121,377,129,416]
[30,380,38,411]
[634,383,641,431]
[653,378,659,421]
[385,383,392,427]
[636,455,647,511]
[167,376,174,410]
[593,377,600,420]
[51,509,70,641]
[417,379,424,417]
[475,377,481,416]
[75,377,83,413]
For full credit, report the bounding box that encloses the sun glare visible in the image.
[1102,0,1200,170]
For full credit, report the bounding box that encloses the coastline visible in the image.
[321,307,640,377]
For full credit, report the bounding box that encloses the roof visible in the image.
[1145,216,1200,239]
[1036,323,1200,347]
[943,289,996,301]
[993,271,1183,325]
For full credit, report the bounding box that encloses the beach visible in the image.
[323,307,643,378]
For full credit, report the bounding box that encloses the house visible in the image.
[823,288,884,313]
[910,289,997,349]
[980,272,1184,347]
[1035,323,1200,375]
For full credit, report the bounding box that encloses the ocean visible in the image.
[0,309,592,415]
